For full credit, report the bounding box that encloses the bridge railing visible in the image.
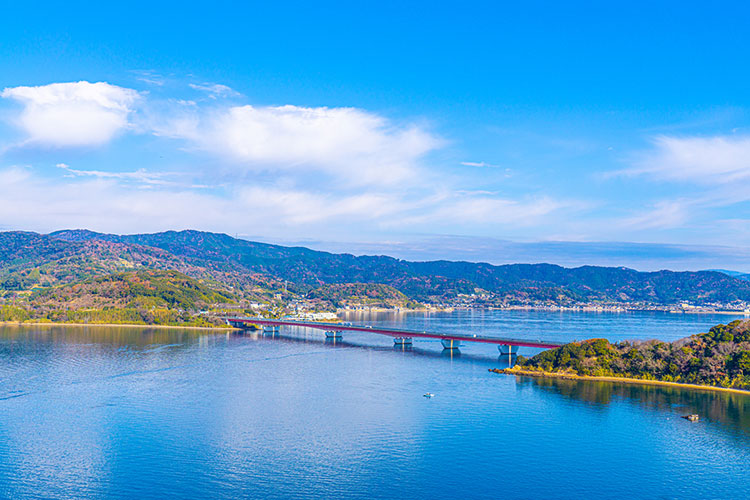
[225,317,564,349]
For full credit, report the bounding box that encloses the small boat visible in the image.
[423,393,435,398]
[682,414,699,422]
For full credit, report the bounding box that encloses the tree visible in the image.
[728,350,750,375]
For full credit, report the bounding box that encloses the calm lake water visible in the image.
[0,310,749,499]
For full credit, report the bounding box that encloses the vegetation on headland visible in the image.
[498,320,750,391]
[1,270,240,327]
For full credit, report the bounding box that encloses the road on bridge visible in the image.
[226,317,564,350]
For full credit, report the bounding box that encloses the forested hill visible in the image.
[1,229,749,305]
[506,320,750,391]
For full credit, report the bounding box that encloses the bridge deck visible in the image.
[227,317,564,349]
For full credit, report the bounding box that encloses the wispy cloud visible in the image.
[620,200,690,230]
[617,134,750,184]
[188,82,240,98]
[0,165,579,239]
[460,161,500,168]
[56,163,212,189]
[130,70,166,87]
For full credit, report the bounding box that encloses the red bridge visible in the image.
[226,317,564,353]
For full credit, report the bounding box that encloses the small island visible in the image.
[493,320,750,393]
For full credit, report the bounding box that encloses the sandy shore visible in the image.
[0,321,237,332]
[492,367,750,396]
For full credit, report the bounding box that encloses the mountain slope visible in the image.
[1,231,288,302]
[32,269,236,310]
[0,228,743,306]
[49,229,750,304]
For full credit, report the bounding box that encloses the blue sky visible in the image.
[2,1,750,270]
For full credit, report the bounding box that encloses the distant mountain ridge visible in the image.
[35,229,750,305]
[703,269,750,281]
[0,229,748,306]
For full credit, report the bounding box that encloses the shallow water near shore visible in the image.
[0,310,748,499]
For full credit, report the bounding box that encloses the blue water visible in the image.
[0,310,748,499]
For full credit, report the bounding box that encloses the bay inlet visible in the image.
[0,310,748,499]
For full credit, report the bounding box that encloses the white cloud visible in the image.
[460,161,500,168]
[435,196,569,225]
[621,200,690,229]
[55,163,211,189]
[389,192,576,229]
[188,83,239,98]
[131,70,166,87]
[1,80,439,186]
[152,104,440,185]
[235,187,404,224]
[0,166,408,235]
[0,166,577,239]
[625,135,750,184]
[1,81,139,147]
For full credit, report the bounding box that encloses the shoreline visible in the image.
[0,321,238,332]
[338,306,453,313]
[492,368,750,396]
[490,306,750,315]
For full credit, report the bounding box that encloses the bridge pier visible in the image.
[498,344,519,355]
[262,325,280,333]
[393,337,412,346]
[441,338,461,350]
[325,330,342,339]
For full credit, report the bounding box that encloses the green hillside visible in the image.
[1,229,749,313]
[5,270,237,327]
[33,269,236,310]
[509,320,750,391]
[49,229,750,304]
[0,231,289,304]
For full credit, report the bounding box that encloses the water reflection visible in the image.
[517,375,750,440]
[0,324,206,349]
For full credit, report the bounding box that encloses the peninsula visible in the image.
[493,319,750,392]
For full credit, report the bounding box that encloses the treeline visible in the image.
[0,269,239,328]
[0,305,226,327]
[516,320,750,390]
[0,305,31,322]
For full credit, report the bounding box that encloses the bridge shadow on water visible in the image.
[231,327,516,369]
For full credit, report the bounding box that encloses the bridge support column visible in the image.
[441,339,461,350]
[262,325,280,333]
[393,337,412,346]
[498,344,519,355]
[325,330,342,339]
[228,320,253,330]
